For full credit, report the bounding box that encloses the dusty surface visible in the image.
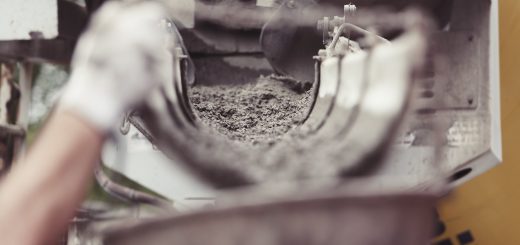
[189,74,313,145]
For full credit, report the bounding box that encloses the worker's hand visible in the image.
[59,1,170,133]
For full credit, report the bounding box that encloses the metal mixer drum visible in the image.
[97,0,502,242]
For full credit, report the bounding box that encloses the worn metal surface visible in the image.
[100,192,436,245]
[419,31,480,110]
[260,0,322,82]
[180,10,272,86]
[376,0,501,187]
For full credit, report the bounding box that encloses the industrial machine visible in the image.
[0,0,501,244]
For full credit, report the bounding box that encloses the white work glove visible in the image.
[59,1,170,133]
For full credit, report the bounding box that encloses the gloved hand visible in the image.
[59,1,170,133]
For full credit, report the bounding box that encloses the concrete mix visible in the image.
[189,74,314,146]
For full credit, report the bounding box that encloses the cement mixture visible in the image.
[144,72,379,187]
[189,75,314,145]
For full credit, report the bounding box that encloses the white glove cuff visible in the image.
[58,69,125,133]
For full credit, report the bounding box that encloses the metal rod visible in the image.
[94,166,174,209]
[12,62,32,161]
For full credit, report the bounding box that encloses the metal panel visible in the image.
[429,32,481,110]
[102,126,215,211]
[0,0,58,40]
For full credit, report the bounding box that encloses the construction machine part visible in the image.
[297,15,393,135]
[260,0,454,83]
[180,8,274,86]
[102,0,499,213]
[155,19,198,130]
[194,0,274,30]
[102,123,216,211]
[131,9,430,189]
[260,0,323,82]
[94,167,173,209]
[375,0,501,187]
[0,63,20,173]
[98,190,437,245]
[90,1,500,244]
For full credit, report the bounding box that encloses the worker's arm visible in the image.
[0,2,168,244]
[0,112,103,245]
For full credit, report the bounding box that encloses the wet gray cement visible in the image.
[189,75,313,146]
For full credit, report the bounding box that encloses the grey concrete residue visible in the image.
[189,74,313,145]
